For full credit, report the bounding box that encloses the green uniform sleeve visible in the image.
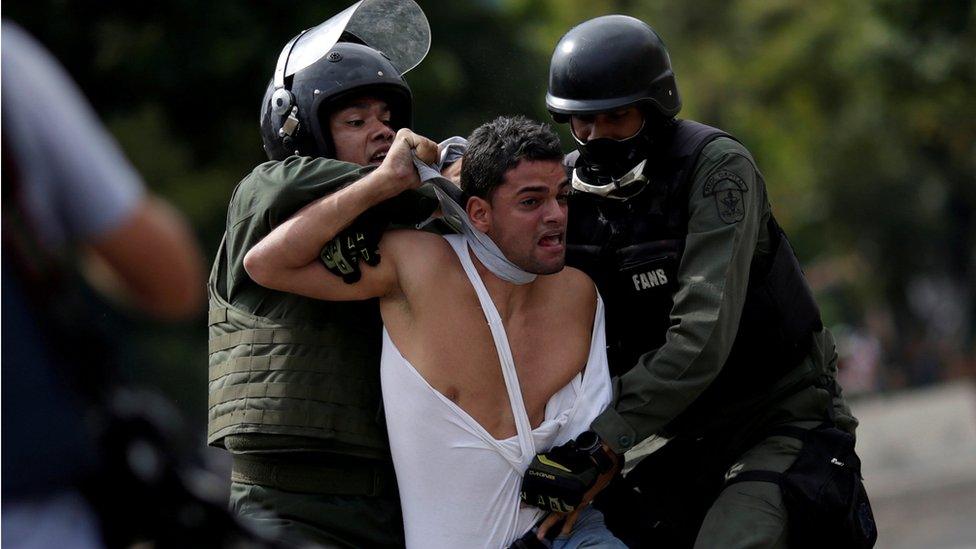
[592,138,771,453]
[229,156,371,237]
[221,156,371,305]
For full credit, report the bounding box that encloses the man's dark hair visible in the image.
[461,116,563,200]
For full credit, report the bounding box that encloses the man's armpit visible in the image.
[382,230,456,301]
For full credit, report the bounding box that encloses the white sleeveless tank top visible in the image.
[381,234,613,548]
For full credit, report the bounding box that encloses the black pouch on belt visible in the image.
[727,423,878,548]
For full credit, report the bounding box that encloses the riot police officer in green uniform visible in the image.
[208,3,435,546]
[519,15,876,548]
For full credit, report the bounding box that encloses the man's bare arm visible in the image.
[244,129,437,302]
[85,196,206,320]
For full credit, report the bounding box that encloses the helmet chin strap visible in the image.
[271,30,308,153]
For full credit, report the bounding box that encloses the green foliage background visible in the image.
[6,0,974,424]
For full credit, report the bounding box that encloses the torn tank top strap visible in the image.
[443,234,535,454]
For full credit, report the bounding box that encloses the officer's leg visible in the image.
[231,482,404,548]
[695,478,789,548]
[693,429,807,549]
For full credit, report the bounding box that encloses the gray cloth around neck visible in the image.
[413,138,537,285]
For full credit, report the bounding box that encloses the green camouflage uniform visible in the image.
[583,137,857,548]
[208,156,403,548]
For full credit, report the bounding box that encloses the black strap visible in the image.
[666,120,735,177]
[723,425,813,487]
[665,120,735,208]
[766,425,811,441]
[725,470,784,487]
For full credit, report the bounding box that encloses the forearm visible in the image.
[245,167,396,276]
[87,196,206,321]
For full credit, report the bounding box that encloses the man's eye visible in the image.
[346,120,365,127]
[557,194,569,203]
[381,119,393,128]
[521,198,539,207]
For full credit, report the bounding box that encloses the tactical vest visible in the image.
[207,235,389,453]
[566,120,823,437]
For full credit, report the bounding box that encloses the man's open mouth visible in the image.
[538,232,564,248]
[369,150,388,164]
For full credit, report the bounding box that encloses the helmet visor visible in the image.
[286,0,431,78]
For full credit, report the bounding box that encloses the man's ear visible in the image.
[466,196,491,233]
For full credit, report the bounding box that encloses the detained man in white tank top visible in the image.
[244,116,626,548]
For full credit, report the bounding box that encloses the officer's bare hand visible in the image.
[536,445,621,540]
[376,129,438,194]
[441,158,463,185]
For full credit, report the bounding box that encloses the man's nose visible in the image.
[542,198,567,224]
[372,121,395,141]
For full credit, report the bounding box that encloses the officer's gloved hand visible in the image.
[320,190,440,283]
[520,432,619,514]
[321,209,385,284]
[321,229,377,284]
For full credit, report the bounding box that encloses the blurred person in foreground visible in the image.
[518,15,878,548]
[245,115,625,548]
[206,2,450,545]
[1,20,207,547]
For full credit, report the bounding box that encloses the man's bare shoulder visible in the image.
[559,266,598,298]
[382,229,451,254]
[381,230,458,278]
[540,266,598,318]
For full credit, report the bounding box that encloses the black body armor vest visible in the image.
[566,120,823,436]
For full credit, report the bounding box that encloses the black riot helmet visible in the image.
[547,15,680,122]
[260,39,412,161]
[547,15,681,197]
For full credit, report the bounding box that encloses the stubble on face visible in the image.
[483,160,570,275]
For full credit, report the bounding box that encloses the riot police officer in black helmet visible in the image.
[547,15,681,200]
[259,40,413,162]
[208,1,439,546]
[522,14,876,548]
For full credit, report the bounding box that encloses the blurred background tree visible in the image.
[6,0,973,426]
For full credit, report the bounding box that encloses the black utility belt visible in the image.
[231,454,395,497]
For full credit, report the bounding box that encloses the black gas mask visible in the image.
[571,122,652,200]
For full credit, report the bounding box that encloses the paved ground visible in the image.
[870,477,976,549]
[851,381,976,548]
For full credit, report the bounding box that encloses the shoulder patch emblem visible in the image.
[703,170,748,224]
